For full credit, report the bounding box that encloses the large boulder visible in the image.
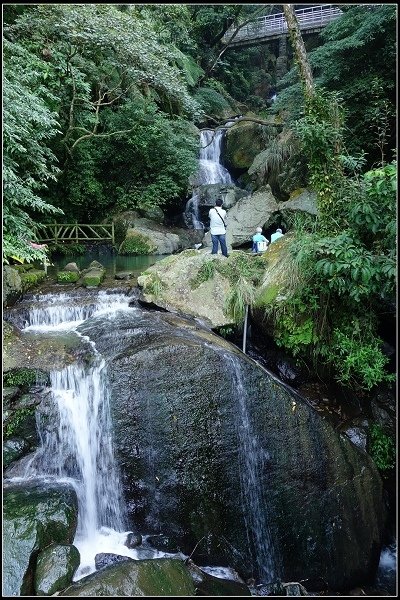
[3,481,79,596]
[137,250,233,328]
[59,558,195,596]
[223,118,270,173]
[34,543,81,596]
[77,308,385,591]
[3,265,22,307]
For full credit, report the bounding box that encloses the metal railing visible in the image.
[35,223,115,244]
[223,5,343,45]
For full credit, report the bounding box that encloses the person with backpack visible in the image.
[209,198,228,257]
[252,227,268,253]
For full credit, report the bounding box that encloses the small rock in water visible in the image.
[124,532,142,548]
[94,552,132,570]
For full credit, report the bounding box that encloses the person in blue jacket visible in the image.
[252,227,268,253]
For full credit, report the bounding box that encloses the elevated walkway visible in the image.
[223,5,343,47]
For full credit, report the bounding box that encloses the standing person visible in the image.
[270,227,284,244]
[209,198,228,257]
[252,227,268,253]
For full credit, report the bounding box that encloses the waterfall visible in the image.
[22,291,131,330]
[6,291,149,580]
[184,128,232,229]
[227,354,282,583]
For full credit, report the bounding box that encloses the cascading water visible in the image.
[5,291,169,580]
[227,354,282,583]
[184,128,233,229]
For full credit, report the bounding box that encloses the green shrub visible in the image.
[369,423,395,475]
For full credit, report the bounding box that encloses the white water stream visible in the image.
[227,354,281,583]
[9,292,175,580]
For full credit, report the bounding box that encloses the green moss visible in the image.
[4,406,36,438]
[20,270,46,291]
[57,271,80,284]
[3,368,45,390]
[190,259,217,289]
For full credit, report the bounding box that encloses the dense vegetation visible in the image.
[3,4,396,395]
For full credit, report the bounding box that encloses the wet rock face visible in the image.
[59,558,196,596]
[3,481,78,597]
[78,309,385,590]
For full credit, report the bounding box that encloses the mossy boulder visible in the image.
[80,261,106,288]
[57,270,80,284]
[3,265,22,307]
[119,228,158,255]
[60,558,195,596]
[34,544,80,596]
[3,481,79,597]
[223,117,270,172]
[20,269,47,291]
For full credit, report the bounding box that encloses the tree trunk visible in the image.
[282,4,314,99]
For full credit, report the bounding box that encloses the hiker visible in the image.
[270,227,284,244]
[252,227,268,253]
[209,198,228,257]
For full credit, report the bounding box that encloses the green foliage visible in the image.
[224,276,256,324]
[309,5,396,166]
[4,369,41,390]
[329,326,393,390]
[190,259,217,288]
[49,243,86,257]
[314,232,393,303]
[20,270,47,291]
[217,325,236,339]
[193,86,231,118]
[369,423,396,474]
[4,407,36,438]
[3,38,63,264]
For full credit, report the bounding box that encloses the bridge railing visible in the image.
[35,223,115,244]
[223,5,343,45]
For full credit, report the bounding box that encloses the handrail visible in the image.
[223,5,344,45]
[35,223,115,244]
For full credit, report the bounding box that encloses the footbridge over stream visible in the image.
[222,5,344,47]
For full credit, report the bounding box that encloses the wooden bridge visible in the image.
[223,5,344,47]
[35,223,115,244]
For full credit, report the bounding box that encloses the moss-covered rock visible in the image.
[119,228,157,255]
[57,271,80,284]
[3,265,22,307]
[81,268,106,287]
[3,481,79,596]
[35,544,80,596]
[60,558,195,596]
[3,437,31,469]
[20,269,47,291]
[224,117,270,172]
